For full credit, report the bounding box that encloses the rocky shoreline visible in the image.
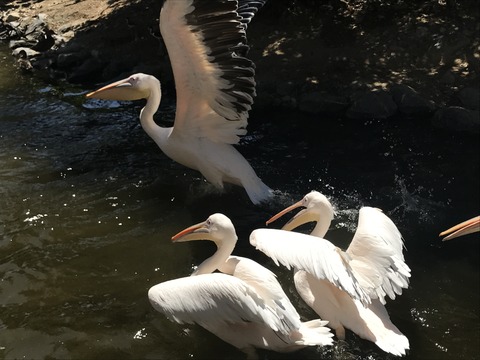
[1,0,479,133]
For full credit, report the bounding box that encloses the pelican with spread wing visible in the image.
[86,0,272,204]
[250,191,410,356]
[148,213,333,358]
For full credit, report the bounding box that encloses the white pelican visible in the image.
[86,0,272,205]
[440,215,480,241]
[148,213,333,358]
[250,191,411,356]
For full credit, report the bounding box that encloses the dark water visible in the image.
[0,44,479,359]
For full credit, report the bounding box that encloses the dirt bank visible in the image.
[1,0,479,128]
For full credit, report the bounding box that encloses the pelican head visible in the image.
[172,213,238,246]
[440,216,480,241]
[267,191,335,232]
[86,73,160,101]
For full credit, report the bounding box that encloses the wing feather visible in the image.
[225,256,302,333]
[250,229,371,306]
[148,273,287,332]
[160,0,259,144]
[237,0,268,29]
[346,207,411,303]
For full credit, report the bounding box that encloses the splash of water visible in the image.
[391,175,444,225]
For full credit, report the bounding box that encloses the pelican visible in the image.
[250,191,410,356]
[440,216,480,241]
[148,213,334,358]
[86,0,272,205]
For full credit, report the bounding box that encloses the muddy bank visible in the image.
[1,0,479,132]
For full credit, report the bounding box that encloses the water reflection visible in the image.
[0,43,479,359]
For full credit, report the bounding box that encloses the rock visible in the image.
[440,70,456,86]
[432,106,480,133]
[56,51,88,69]
[12,46,40,58]
[58,24,73,33]
[390,84,436,117]
[346,91,397,119]
[1,20,22,41]
[276,81,295,97]
[12,47,34,71]
[5,12,56,54]
[67,57,105,83]
[3,11,21,23]
[98,52,142,81]
[9,39,31,49]
[31,28,55,51]
[59,30,75,41]
[52,34,68,47]
[57,42,86,54]
[299,92,349,115]
[24,14,48,35]
[30,55,55,71]
[457,87,480,110]
[280,95,297,109]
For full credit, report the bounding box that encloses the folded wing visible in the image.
[148,273,290,333]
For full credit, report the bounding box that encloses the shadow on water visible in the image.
[0,43,479,359]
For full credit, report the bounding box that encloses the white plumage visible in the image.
[150,273,286,331]
[250,228,371,305]
[86,0,272,204]
[250,191,411,356]
[148,213,333,358]
[347,206,411,302]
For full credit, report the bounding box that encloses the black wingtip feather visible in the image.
[184,0,266,120]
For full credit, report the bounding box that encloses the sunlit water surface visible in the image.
[0,44,479,359]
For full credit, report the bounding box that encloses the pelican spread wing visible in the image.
[256,193,411,355]
[250,228,371,306]
[148,272,289,333]
[160,0,263,143]
[87,1,272,205]
[346,207,411,303]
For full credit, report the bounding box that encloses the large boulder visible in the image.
[390,84,436,117]
[299,92,349,115]
[432,106,480,134]
[457,87,480,110]
[346,91,397,120]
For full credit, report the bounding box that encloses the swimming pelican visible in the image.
[148,213,333,358]
[440,216,480,241]
[86,0,272,205]
[250,191,410,356]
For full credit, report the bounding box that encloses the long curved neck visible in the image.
[139,84,164,140]
[311,211,333,238]
[193,238,237,276]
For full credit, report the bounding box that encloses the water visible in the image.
[0,43,479,359]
